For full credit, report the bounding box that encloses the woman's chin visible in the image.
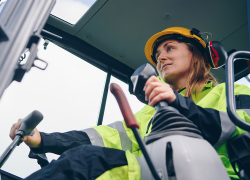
[163,73,176,83]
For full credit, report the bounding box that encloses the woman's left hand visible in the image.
[144,76,176,106]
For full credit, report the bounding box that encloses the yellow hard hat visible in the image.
[145,27,207,66]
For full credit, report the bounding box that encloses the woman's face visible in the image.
[155,40,193,84]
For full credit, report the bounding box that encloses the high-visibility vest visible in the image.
[84,81,250,179]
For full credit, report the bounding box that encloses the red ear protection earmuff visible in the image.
[206,41,228,69]
[190,28,228,69]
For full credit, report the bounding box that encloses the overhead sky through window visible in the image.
[0,0,7,13]
[50,0,97,24]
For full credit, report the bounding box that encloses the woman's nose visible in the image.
[158,51,168,62]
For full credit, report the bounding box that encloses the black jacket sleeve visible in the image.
[31,130,91,155]
[169,91,223,145]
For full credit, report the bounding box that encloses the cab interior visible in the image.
[0,0,249,179]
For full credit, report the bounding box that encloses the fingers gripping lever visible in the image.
[16,110,43,138]
[0,110,43,168]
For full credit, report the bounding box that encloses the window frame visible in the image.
[42,24,134,125]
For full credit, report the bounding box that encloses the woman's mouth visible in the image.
[162,63,171,69]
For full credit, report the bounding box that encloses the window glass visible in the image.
[102,76,145,125]
[0,0,7,13]
[50,0,97,24]
[235,74,250,87]
[0,41,107,178]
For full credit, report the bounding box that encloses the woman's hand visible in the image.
[144,76,176,106]
[9,118,42,148]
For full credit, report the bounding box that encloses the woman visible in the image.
[10,27,250,179]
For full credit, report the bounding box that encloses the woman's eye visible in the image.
[167,46,174,51]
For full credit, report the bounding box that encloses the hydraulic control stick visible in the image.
[0,110,43,168]
[129,64,203,144]
[128,63,176,113]
[110,83,161,180]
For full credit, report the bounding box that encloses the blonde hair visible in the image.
[185,43,218,99]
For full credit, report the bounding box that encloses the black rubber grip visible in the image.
[16,110,43,137]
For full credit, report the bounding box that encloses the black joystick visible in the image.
[129,63,157,104]
[129,63,203,144]
[0,110,43,168]
[129,63,178,113]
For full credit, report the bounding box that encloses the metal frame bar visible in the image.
[248,0,250,50]
[0,169,22,180]
[42,24,134,84]
[97,70,111,125]
[226,51,250,131]
[0,0,55,100]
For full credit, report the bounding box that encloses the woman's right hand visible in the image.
[144,76,176,106]
[9,118,42,148]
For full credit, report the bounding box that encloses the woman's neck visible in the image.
[167,77,187,92]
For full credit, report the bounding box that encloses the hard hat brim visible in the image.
[145,27,207,66]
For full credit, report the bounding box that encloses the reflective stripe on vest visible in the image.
[214,111,236,149]
[107,121,132,151]
[83,128,105,147]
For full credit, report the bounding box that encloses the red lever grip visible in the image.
[110,83,139,129]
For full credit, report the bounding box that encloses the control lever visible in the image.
[0,110,43,168]
[129,63,157,104]
[129,63,178,113]
[110,83,161,180]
